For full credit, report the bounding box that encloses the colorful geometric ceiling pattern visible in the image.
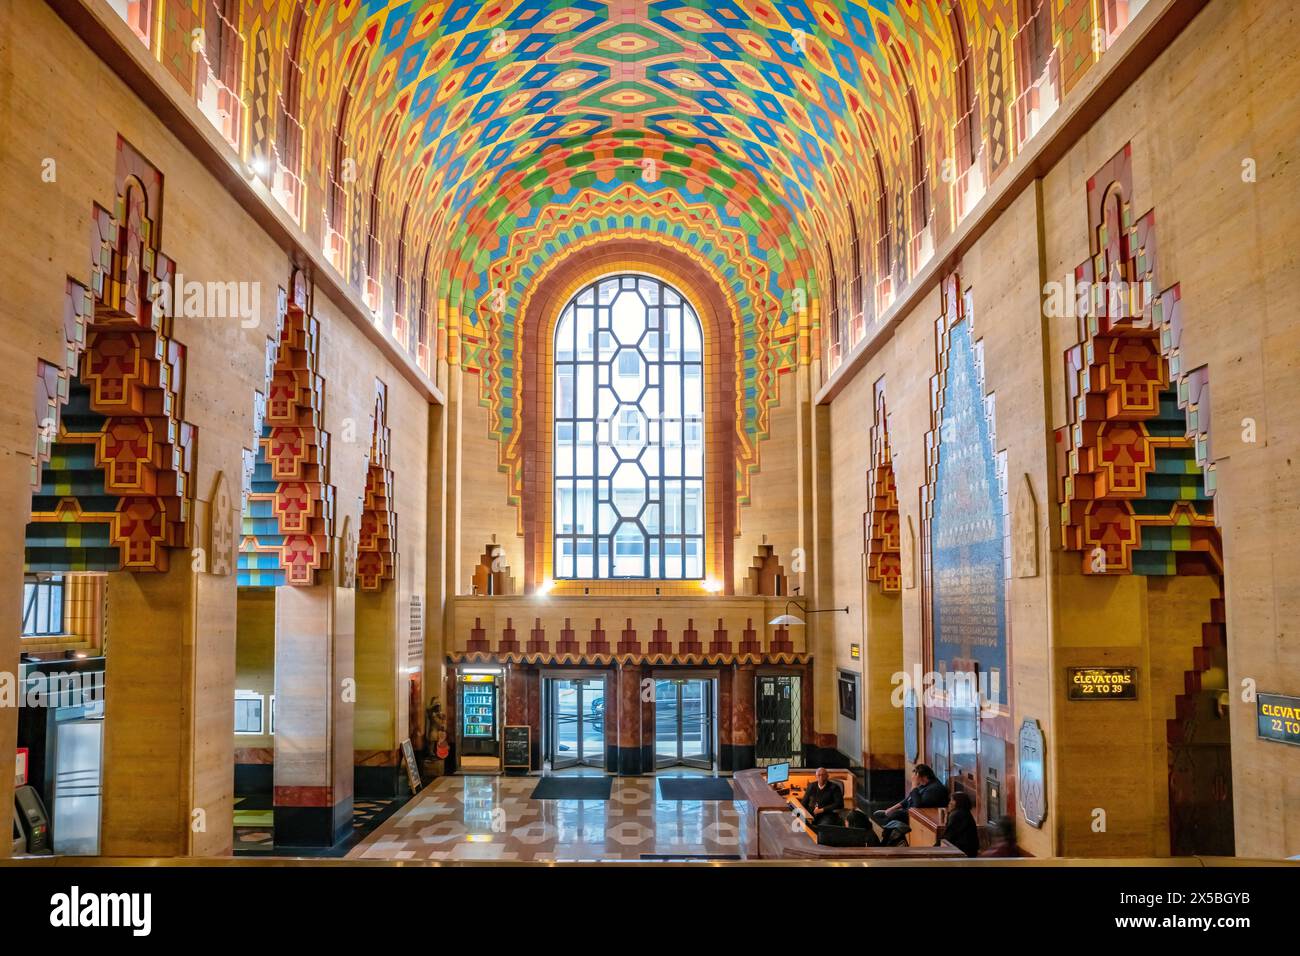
[128,0,1128,483]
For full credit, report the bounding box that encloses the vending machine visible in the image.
[458,671,501,759]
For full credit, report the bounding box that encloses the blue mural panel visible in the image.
[931,319,1006,705]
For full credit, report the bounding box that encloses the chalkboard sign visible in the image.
[504,725,531,771]
[400,738,422,795]
[1257,693,1300,746]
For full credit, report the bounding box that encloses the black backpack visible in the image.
[879,820,911,847]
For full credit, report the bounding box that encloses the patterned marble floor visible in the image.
[347,773,751,862]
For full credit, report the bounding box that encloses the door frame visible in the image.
[754,669,804,767]
[650,668,719,771]
[541,669,610,771]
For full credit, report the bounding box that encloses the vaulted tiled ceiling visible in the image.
[131,0,1115,476]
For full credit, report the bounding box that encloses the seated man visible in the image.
[799,767,844,827]
[871,763,949,834]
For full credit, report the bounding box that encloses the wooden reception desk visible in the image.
[734,769,966,861]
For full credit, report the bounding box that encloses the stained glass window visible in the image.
[553,274,705,579]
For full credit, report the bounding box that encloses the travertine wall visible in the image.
[823,0,1299,858]
[1041,0,1300,860]
[0,2,430,855]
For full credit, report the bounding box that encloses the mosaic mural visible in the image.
[865,379,901,593]
[27,138,197,574]
[922,277,1006,707]
[238,272,338,586]
[1055,143,1219,577]
[357,379,398,591]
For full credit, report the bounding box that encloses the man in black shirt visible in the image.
[800,768,844,826]
[871,763,949,834]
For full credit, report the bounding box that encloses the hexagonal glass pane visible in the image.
[611,291,644,345]
[612,348,645,401]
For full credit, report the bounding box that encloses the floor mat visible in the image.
[529,776,613,800]
[657,777,736,801]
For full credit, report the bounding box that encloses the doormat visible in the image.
[530,776,613,800]
[657,777,735,801]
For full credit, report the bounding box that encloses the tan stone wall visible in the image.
[822,0,1300,858]
[1040,0,1300,858]
[735,371,803,596]
[0,2,430,855]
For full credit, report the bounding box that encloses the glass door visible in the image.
[547,678,605,769]
[680,679,712,769]
[654,678,714,769]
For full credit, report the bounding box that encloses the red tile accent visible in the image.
[526,617,548,654]
[273,785,332,808]
[498,617,520,654]
[616,617,640,655]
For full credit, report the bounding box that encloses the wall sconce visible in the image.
[767,599,848,627]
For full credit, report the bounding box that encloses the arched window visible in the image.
[366,155,384,278]
[274,3,307,217]
[826,242,842,367]
[109,0,154,47]
[949,3,978,173]
[848,204,864,343]
[416,243,431,369]
[553,274,705,579]
[327,88,351,232]
[888,44,930,236]
[873,153,890,276]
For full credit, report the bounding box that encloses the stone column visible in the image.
[354,586,402,797]
[100,553,236,856]
[614,664,646,774]
[273,578,354,847]
[730,664,756,771]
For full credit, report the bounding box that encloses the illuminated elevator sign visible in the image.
[1066,667,1138,700]
[1257,694,1300,746]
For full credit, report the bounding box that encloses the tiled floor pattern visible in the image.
[234,796,404,856]
[347,774,751,862]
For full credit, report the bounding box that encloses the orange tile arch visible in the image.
[512,238,742,594]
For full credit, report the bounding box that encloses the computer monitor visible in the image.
[766,762,790,785]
